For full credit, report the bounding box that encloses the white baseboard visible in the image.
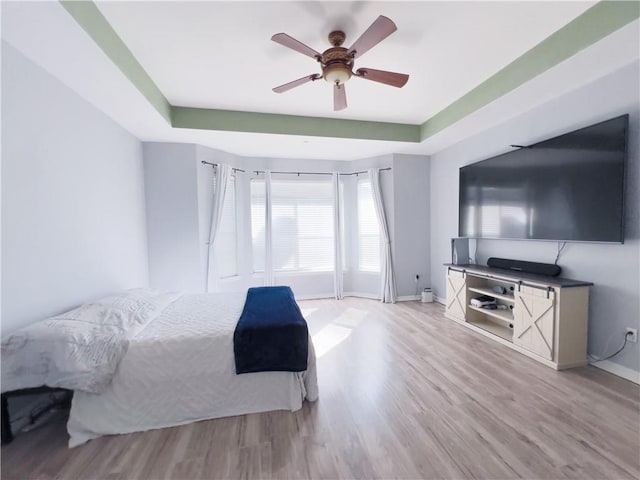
[397,295,448,304]
[297,293,422,302]
[294,293,335,301]
[397,295,420,302]
[295,292,381,301]
[589,359,640,384]
[344,292,380,300]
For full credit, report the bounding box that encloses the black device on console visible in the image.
[487,257,562,277]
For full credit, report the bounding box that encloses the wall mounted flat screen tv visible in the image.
[459,114,628,243]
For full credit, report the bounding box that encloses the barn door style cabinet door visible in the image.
[513,286,555,361]
[445,268,467,321]
[444,264,592,370]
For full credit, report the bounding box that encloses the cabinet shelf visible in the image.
[468,286,515,303]
[467,317,513,341]
[468,305,513,324]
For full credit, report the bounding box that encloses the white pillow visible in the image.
[1,288,182,394]
[1,305,129,394]
[93,288,182,338]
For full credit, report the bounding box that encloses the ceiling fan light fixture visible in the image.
[323,63,352,85]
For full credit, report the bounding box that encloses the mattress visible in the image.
[67,292,318,447]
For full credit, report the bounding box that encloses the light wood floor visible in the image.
[2,298,639,479]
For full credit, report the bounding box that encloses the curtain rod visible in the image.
[252,167,392,176]
[200,160,245,173]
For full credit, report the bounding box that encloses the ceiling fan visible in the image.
[271,15,409,111]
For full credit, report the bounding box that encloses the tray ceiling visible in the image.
[95,1,596,124]
[3,1,638,160]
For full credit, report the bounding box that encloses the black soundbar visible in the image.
[487,257,562,277]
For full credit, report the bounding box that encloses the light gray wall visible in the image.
[393,154,430,297]
[143,143,202,292]
[429,60,640,372]
[1,42,149,333]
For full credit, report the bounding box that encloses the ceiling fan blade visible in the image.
[356,68,409,88]
[347,15,397,58]
[334,83,347,111]
[271,33,322,60]
[273,74,321,93]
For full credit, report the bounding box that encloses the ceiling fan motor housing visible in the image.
[321,44,354,85]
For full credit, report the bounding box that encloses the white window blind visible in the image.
[357,177,381,272]
[213,175,237,278]
[251,178,335,273]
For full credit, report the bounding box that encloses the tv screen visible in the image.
[459,114,628,243]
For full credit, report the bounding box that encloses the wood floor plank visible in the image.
[169,457,205,480]
[2,298,638,479]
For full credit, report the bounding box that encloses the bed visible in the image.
[1,288,318,447]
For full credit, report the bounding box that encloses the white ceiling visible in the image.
[2,1,639,160]
[95,1,595,124]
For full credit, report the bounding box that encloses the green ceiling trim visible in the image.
[59,1,171,123]
[61,1,637,144]
[172,107,421,142]
[419,1,640,141]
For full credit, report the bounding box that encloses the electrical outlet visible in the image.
[625,328,638,343]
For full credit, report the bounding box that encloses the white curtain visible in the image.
[206,163,231,292]
[263,171,274,286]
[369,168,396,303]
[332,173,344,299]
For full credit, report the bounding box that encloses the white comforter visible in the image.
[67,292,318,447]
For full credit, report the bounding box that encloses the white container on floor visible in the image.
[421,288,433,303]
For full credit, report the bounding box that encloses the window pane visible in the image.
[214,175,237,278]
[251,178,334,273]
[358,178,381,272]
